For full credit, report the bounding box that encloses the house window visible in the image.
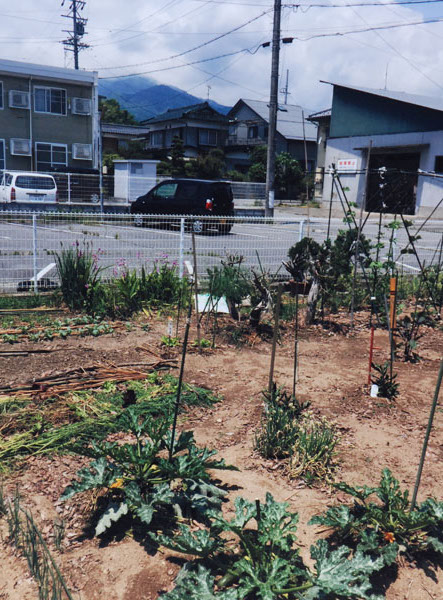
[0,140,5,170]
[248,126,258,139]
[35,142,67,170]
[0,82,3,110]
[435,156,443,173]
[199,129,217,146]
[34,87,67,115]
[150,131,163,146]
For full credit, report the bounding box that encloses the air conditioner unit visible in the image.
[73,143,92,160]
[11,138,32,156]
[9,90,30,109]
[72,97,91,115]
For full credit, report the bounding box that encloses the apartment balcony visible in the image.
[226,135,265,147]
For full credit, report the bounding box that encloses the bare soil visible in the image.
[1,311,442,600]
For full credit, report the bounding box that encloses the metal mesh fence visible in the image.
[0,211,441,293]
[1,172,266,207]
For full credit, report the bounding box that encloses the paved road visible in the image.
[0,213,441,292]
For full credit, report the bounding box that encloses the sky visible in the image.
[2,0,443,113]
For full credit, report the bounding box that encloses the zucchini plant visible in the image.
[310,469,443,564]
[61,406,237,536]
[157,493,385,599]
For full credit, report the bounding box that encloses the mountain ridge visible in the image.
[98,76,231,122]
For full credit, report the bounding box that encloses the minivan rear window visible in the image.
[15,176,55,190]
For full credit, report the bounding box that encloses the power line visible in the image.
[99,48,253,79]
[97,9,272,70]
[285,0,443,6]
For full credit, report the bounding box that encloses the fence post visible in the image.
[179,218,185,278]
[298,219,306,242]
[32,214,38,294]
[67,173,71,204]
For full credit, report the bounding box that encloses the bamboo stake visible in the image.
[268,284,283,395]
[411,358,443,510]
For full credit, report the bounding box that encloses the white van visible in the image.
[0,171,58,204]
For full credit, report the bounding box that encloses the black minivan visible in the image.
[130,179,234,234]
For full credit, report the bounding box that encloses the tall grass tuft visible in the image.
[54,241,105,313]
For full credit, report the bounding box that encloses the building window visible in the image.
[35,143,67,170]
[199,129,217,146]
[72,143,92,160]
[248,126,258,139]
[34,87,67,115]
[435,156,443,173]
[0,140,5,170]
[150,131,163,146]
[0,82,3,110]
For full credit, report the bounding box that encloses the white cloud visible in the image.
[2,0,443,111]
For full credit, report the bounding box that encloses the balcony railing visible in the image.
[226,135,265,146]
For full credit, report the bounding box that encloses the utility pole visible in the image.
[281,69,290,105]
[265,0,282,218]
[61,0,89,70]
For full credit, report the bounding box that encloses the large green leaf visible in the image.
[333,481,376,501]
[309,505,355,533]
[427,536,443,554]
[237,555,294,600]
[156,524,225,558]
[209,496,256,533]
[160,565,239,600]
[420,498,443,521]
[257,492,299,554]
[95,501,128,536]
[60,457,122,499]
[311,540,384,599]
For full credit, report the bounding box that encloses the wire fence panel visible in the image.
[0,211,441,293]
[0,171,266,207]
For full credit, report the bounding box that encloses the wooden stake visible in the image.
[268,284,283,395]
[389,276,397,332]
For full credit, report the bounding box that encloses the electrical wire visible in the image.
[97,9,272,70]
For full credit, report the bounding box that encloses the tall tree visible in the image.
[99,98,138,125]
[170,136,186,176]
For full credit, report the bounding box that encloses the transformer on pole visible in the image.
[61,0,89,70]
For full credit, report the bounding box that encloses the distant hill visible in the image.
[98,76,231,122]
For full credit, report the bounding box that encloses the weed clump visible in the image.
[254,387,339,484]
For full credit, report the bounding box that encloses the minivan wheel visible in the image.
[133,214,144,227]
[192,219,204,234]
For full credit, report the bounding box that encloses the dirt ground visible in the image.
[0,310,442,600]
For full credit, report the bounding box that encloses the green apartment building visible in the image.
[0,59,99,172]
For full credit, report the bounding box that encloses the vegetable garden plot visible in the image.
[0,313,442,599]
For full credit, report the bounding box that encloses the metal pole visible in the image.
[351,141,371,329]
[67,173,71,204]
[191,232,201,349]
[265,0,281,218]
[179,218,185,279]
[73,0,79,70]
[169,297,193,461]
[302,110,309,203]
[298,219,305,242]
[32,214,38,294]
[99,111,104,212]
[326,165,335,242]
[292,292,299,397]
[411,358,443,509]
